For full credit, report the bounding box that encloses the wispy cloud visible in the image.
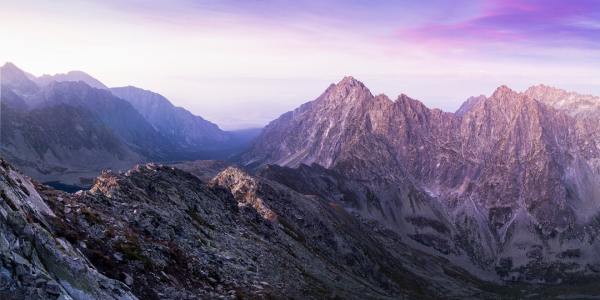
[399,0,600,49]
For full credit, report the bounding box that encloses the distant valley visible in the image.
[0,62,260,189]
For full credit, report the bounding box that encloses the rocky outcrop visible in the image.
[212,167,278,221]
[0,158,136,299]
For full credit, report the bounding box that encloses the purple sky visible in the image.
[2,0,599,129]
[401,0,600,48]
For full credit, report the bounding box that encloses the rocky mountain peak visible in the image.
[0,158,137,299]
[525,83,565,95]
[319,76,373,105]
[524,84,571,103]
[337,75,364,88]
[476,85,543,116]
[395,93,422,106]
[0,62,28,76]
[0,62,39,94]
[1,62,19,72]
[211,167,278,221]
[491,85,519,99]
[523,84,600,118]
[456,95,486,116]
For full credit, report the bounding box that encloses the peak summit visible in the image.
[338,75,362,85]
[528,83,562,90]
[1,61,19,70]
[316,76,373,105]
[524,84,569,98]
[491,85,517,98]
[335,76,368,91]
[334,76,368,91]
[1,62,27,76]
[489,85,529,103]
[0,62,39,94]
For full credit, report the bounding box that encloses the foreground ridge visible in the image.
[0,159,137,299]
[2,157,529,298]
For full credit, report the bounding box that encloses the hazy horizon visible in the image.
[2,0,599,129]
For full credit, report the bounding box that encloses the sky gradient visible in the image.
[1,0,599,129]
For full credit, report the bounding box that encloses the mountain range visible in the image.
[0,63,259,188]
[3,67,600,298]
[242,76,600,285]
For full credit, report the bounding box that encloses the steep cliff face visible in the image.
[456,95,486,116]
[524,84,600,175]
[455,86,578,225]
[242,77,600,283]
[0,159,136,299]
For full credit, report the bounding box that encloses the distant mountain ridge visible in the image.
[35,70,109,89]
[110,86,233,152]
[1,62,40,95]
[0,62,257,186]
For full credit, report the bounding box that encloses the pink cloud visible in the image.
[398,0,600,49]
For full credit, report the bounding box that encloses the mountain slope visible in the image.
[1,65,143,186]
[3,145,600,299]
[456,95,485,116]
[110,86,233,154]
[31,81,170,159]
[33,159,510,299]
[524,84,600,175]
[242,77,600,284]
[1,97,140,186]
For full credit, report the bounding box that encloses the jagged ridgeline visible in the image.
[242,77,600,295]
[3,67,600,299]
